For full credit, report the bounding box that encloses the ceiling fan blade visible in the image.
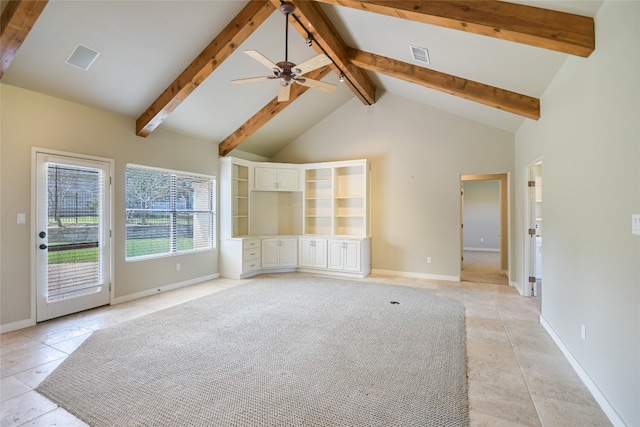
[294,77,337,93]
[278,83,291,102]
[232,76,277,84]
[244,50,279,71]
[295,54,332,75]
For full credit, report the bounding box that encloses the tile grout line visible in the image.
[494,289,546,427]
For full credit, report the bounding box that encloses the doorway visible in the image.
[460,174,509,284]
[525,161,543,299]
[34,150,112,322]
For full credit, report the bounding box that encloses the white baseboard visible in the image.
[540,316,625,427]
[2,275,222,333]
[111,273,220,305]
[512,280,525,295]
[463,247,500,252]
[0,317,36,334]
[371,268,459,282]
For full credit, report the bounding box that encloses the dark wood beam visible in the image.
[348,48,540,120]
[219,66,332,156]
[1,0,48,78]
[270,0,376,105]
[313,0,594,57]
[136,0,276,137]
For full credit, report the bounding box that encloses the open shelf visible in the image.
[335,216,365,236]
[301,162,368,237]
[231,163,249,237]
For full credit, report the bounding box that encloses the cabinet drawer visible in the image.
[243,247,260,261]
[243,238,260,250]
[243,258,261,273]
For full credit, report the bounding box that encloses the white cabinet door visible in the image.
[254,167,299,191]
[328,239,361,272]
[262,238,297,268]
[299,238,327,269]
[328,240,345,270]
[280,238,298,267]
[277,168,299,191]
[254,167,277,191]
[343,240,362,272]
[262,239,281,268]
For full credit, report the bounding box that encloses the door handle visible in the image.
[39,244,48,250]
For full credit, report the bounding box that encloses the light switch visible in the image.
[17,213,26,224]
[633,214,640,235]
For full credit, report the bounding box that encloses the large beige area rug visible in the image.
[37,276,469,426]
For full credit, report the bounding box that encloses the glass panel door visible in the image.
[36,152,111,321]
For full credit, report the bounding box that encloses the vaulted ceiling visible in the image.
[1,0,601,158]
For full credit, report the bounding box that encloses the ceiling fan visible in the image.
[232,2,337,102]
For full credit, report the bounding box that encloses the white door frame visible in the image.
[523,158,542,297]
[460,173,510,278]
[31,148,114,322]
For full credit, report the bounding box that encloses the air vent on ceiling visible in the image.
[66,44,100,71]
[410,46,430,65]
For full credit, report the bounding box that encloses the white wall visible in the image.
[463,180,500,251]
[271,91,515,280]
[0,84,219,330]
[515,1,639,425]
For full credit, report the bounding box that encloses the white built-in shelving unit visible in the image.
[303,160,369,237]
[231,162,249,237]
[219,157,370,280]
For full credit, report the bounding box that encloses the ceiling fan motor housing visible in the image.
[280,3,295,15]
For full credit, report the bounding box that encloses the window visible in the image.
[125,164,216,261]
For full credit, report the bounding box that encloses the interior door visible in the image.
[527,162,542,297]
[35,152,111,322]
[460,182,464,270]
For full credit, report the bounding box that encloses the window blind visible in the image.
[125,164,216,261]
[47,163,103,300]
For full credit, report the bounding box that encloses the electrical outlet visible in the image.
[427,257,432,264]
[581,324,586,341]
[176,263,181,271]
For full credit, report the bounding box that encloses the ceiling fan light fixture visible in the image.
[231,1,336,102]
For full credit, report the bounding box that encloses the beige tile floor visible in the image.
[1,272,611,427]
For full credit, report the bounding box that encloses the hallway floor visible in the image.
[1,272,611,426]
[461,250,509,285]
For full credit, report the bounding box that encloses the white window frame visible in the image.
[125,164,216,262]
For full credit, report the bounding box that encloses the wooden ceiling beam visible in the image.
[313,0,594,57]
[1,0,48,78]
[270,0,376,105]
[136,0,275,137]
[348,48,540,120]
[219,66,332,156]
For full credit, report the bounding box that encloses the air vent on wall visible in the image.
[66,44,100,71]
[410,46,430,65]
